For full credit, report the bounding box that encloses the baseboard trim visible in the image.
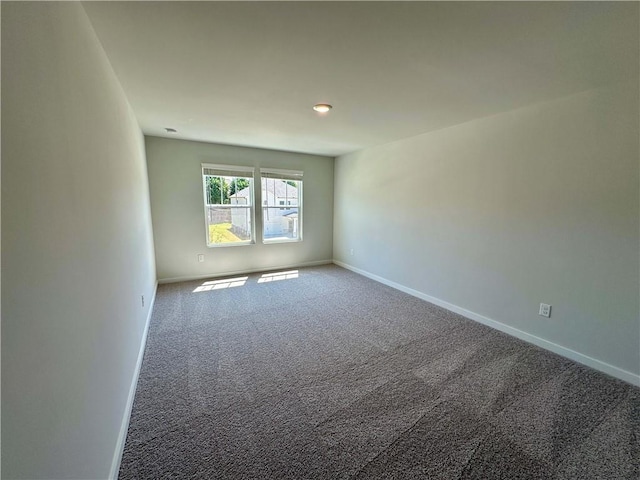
[109,281,159,480]
[158,259,334,284]
[333,260,640,387]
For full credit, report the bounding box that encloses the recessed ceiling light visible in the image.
[313,104,332,113]
[165,127,177,133]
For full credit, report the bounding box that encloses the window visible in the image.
[202,164,254,247]
[260,168,303,243]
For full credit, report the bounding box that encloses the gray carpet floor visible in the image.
[119,265,640,479]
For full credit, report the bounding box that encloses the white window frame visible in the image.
[260,168,303,244]
[201,163,255,248]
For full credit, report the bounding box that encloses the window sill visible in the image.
[207,241,255,248]
[263,238,302,245]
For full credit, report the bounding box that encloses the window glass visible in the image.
[260,169,303,243]
[202,165,254,247]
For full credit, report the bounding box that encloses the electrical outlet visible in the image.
[539,303,551,318]
[141,295,145,308]
[198,254,205,263]
[350,248,354,256]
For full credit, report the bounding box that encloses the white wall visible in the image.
[334,83,639,382]
[146,136,334,282]
[2,3,157,478]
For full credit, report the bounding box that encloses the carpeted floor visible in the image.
[119,265,639,479]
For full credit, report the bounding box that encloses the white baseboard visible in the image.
[158,259,334,284]
[333,260,640,387]
[109,281,159,480]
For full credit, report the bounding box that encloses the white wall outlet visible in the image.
[539,303,551,318]
[198,254,205,263]
[141,295,145,308]
[349,248,354,256]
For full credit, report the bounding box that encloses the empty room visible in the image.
[2,1,639,479]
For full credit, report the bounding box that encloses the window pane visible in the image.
[263,207,299,240]
[205,175,252,206]
[206,207,252,245]
[260,178,299,207]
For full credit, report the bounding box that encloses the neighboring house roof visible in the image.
[232,179,298,199]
